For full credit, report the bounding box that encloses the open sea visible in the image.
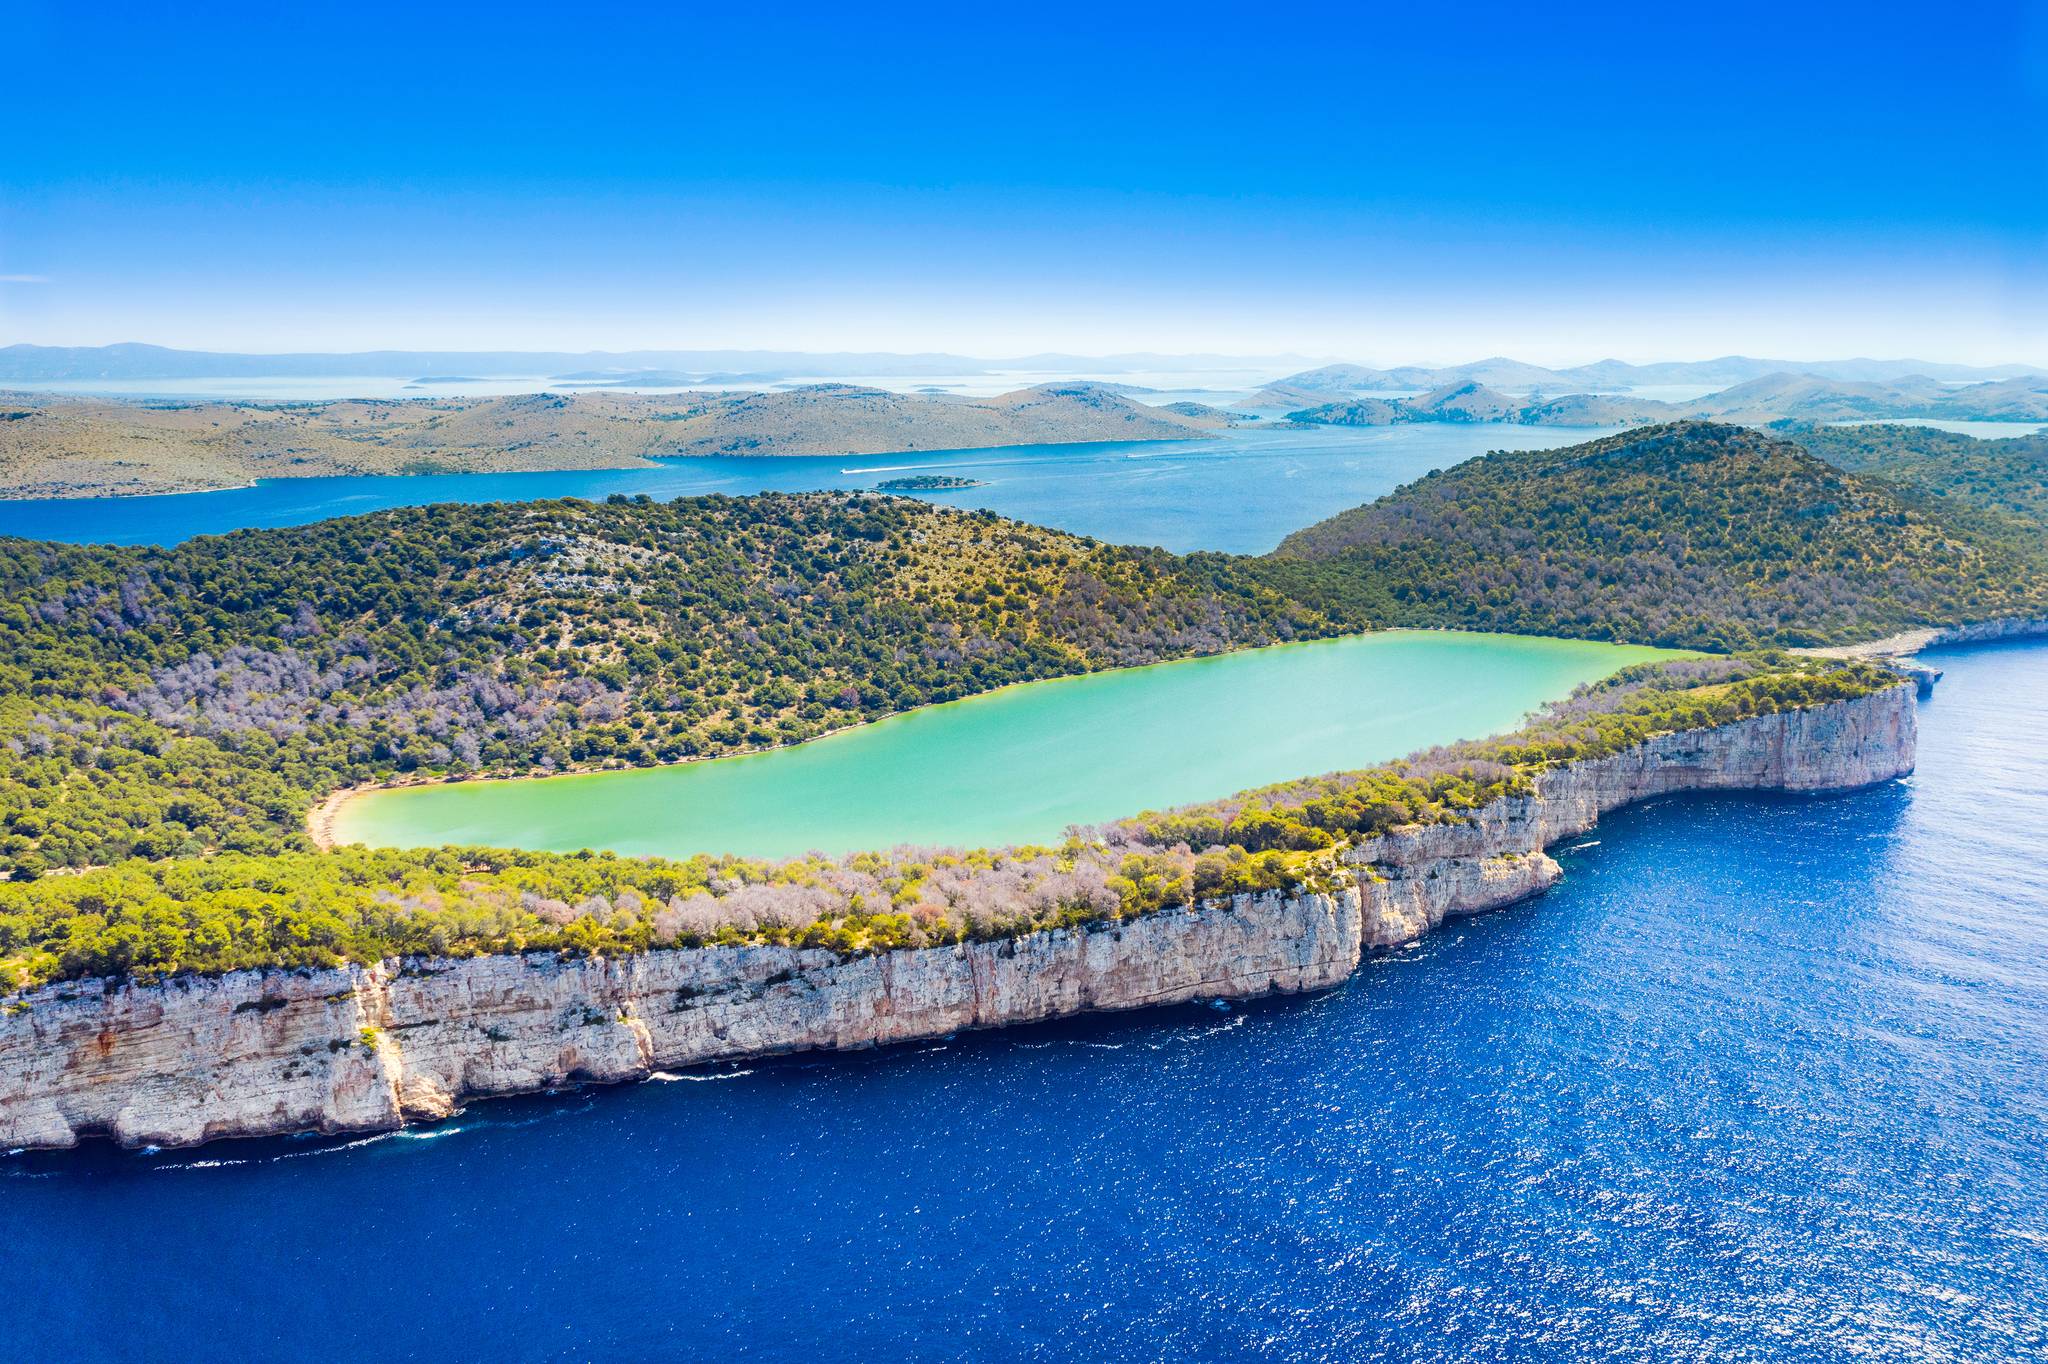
[4,640,2043,1361]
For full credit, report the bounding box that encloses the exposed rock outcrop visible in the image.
[0,685,1916,1151]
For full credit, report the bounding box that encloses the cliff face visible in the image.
[1350,682,1916,947]
[0,685,1916,1151]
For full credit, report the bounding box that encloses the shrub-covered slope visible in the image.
[1775,421,2048,530]
[1261,422,2048,650]
[0,492,1326,877]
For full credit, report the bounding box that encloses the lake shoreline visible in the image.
[317,630,1681,858]
[311,632,1398,849]
[294,614,2046,856]
[314,610,2043,859]
[307,702,918,851]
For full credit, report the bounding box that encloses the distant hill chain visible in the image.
[2,342,2039,387]
[1265,372,2048,427]
[3,346,2045,499]
[1256,355,2046,393]
[0,384,1233,499]
[8,346,2039,499]
[0,343,1317,383]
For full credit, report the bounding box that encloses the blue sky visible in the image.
[4,1,2044,363]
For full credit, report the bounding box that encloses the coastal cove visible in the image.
[330,631,1683,859]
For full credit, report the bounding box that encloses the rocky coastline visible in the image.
[0,683,1917,1151]
[1802,615,2048,695]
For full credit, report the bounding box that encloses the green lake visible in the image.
[333,630,1682,860]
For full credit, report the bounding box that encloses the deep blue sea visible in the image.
[4,640,2044,1362]
[0,422,1617,554]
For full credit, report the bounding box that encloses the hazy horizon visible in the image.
[3,340,2045,376]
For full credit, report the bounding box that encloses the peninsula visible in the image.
[0,655,1914,1148]
[1255,422,2048,650]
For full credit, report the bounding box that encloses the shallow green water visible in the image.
[335,631,1681,860]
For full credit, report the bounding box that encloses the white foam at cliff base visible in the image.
[650,1069,755,1083]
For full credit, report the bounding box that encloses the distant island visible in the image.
[1243,354,2045,395]
[876,474,988,490]
[4,343,2046,500]
[0,382,1234,499]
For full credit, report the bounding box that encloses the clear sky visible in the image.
[4,1,2045,364]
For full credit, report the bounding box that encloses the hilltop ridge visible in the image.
[1260,421,2048,649]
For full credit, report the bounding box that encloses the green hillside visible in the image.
[0,493,1326,878]
[1775,421,2048,529]
[0,651,1891,992]
[2,418,2037,981]
[1261,421,2048,650]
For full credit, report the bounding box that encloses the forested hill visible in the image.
[1260,421,2048,651]
[1774,421,2048,531]
[0,493,1328,877]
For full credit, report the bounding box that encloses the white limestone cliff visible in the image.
[0,683,1916,1151]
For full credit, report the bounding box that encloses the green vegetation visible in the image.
[1774,421,2048,530]
[1260,422,2048,651]
[0,836,1329,992]
[0,654,1896,992]
[875,475,989,491]
[0,492,1327,878]
[0,421,1990,991]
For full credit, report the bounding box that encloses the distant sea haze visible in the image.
[1,341,2041,388]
